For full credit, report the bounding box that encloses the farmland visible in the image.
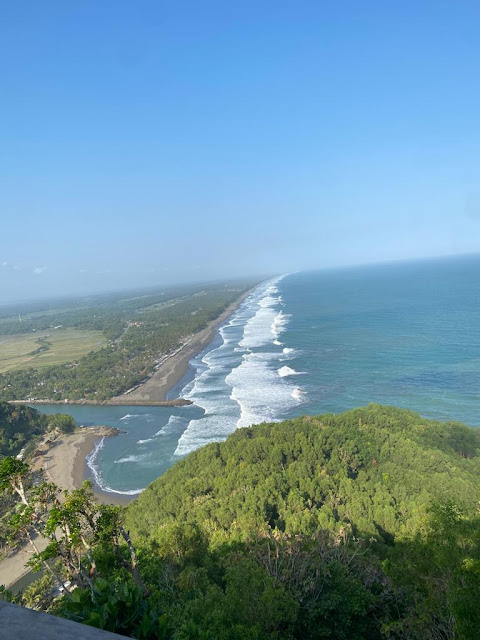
[0,329,106,373]
[0,279,258,401]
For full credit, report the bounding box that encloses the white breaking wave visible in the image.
[172,274,305,455]
[155,414,188,437]
[283,347,295,354]
[174,277,285,455]
[227,352,299,428]
[174,327,241,456]
[292,387,307,400]
[224,276,304,429]
[114,454,148,464]
[271,311,290,340]
[86,438,145,496]
[137,415,188,444]
[119,413,141,421]
[278,366,305,377]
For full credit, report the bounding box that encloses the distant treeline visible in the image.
[0,281,257,401]
[0,281,243,339]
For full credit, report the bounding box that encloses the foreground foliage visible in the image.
[0,457,167,638]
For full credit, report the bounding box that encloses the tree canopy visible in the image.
[124,405,480,639]
[0,401,78,456]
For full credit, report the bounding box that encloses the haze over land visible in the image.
[2,2,480,302]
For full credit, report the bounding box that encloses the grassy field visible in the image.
[0,329,106,373]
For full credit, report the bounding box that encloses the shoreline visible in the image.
[11,398,192,407]
[0,285,261,588]
[119,286,256,403]
[30,426,129,505]
[33,285,258,502]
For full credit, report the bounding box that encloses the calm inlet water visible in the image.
[37,255,480,495]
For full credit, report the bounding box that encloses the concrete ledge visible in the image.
[0,600,131,639]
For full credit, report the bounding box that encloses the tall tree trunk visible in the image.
[119,526,150,597]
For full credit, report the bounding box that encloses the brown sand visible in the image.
[0,537,49,590]
[30,427,129,505]
[123,288,255,402]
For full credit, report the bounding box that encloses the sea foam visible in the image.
[292,387,307,400]
[174,319,242,456]
[173,275,304,456]
[114,454,148,464]
[278,366,305,377]
[175,277,284,455]
[225,276,304,429]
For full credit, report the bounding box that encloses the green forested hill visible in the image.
[124,405,480,639]
[127,404,480,540]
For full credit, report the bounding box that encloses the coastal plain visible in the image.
[0,329,105,373]
[1,284,258,504]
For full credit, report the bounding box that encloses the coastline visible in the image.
[120,286,256,403]
[0,285,261,588]
[30,426,129,505]
[33,285,258,502]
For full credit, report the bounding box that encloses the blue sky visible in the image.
[1,1,480,302]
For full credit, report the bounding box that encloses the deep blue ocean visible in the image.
[36,255,480,496]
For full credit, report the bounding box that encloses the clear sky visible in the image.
[2,1,480,302]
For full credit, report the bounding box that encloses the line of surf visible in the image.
[174,274,305,455]
[86,437,145,496]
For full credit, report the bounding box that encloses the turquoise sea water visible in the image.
[36,255,480,495]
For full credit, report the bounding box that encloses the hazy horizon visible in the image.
[2,2,480,303]
[2,252,480,308]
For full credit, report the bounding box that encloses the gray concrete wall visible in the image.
[0,600,131,639]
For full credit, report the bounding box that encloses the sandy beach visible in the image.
[122,288,255,403]
[22,287,255,503]
[30,427,129,505]
[34,286,255,499]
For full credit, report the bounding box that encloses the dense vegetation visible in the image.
[2,405,480,638]
[124,405,480,639]
[0,280,255,401]
[0,402,77,553]
[0,401,75,457]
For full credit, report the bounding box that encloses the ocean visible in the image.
[36,255,480,496]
